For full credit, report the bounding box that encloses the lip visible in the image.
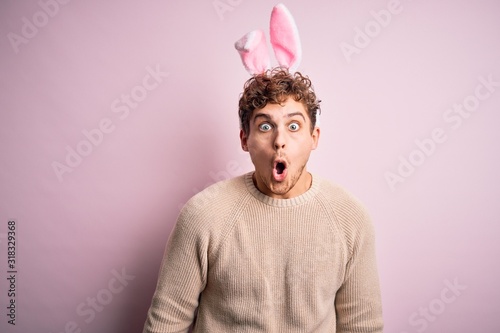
[272,158,288,182]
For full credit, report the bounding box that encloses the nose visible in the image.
[274,128,286,150]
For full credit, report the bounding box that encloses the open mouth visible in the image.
[273,160,288,181]
[276,162,285,175]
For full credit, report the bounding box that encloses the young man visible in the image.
[142,68,384,332]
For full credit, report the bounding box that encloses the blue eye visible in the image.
[259,123,272,132]
[289,123,300,131]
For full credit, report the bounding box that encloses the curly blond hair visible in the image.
[238,68,321,134]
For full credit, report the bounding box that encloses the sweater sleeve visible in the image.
[142,207,208,333]
[334,202,384,332]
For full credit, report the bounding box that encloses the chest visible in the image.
[207,216,347,300]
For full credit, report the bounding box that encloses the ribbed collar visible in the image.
[244,172,320,207]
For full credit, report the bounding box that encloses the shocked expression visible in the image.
[240,97,320,199]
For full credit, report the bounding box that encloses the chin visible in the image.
[269,182,293,195]
[268,174,298,194]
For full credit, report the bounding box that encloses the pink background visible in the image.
[1,0,499,332]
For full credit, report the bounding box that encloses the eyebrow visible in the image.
[253,112,306,123]
[286,112,306,121]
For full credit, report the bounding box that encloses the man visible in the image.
[142,68,384,332]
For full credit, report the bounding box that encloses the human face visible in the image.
[240,97,320,199]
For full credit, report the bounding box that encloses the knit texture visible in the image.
[143,172,384,332]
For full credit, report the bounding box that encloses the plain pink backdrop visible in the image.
[1,0,499,332]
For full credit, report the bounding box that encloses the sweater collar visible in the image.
[244,172,320,207]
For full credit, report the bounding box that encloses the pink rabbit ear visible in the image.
[235,30,271,75]
[270,3,302,72]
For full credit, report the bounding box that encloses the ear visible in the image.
[270,3,302,72]
[240,129,249,151]
[235,30,271,75]
[311,126,320,150]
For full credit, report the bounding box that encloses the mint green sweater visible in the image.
[143,172,383,332]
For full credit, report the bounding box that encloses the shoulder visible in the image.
[163,175,251,259]
[316,177,370,222]
[177,173,250,229]
[314,176,374,249]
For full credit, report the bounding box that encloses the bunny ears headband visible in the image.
[235,3,301,75]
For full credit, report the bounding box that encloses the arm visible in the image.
[142,209,208,333]
[335,211,384,332]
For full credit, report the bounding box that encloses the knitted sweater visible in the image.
[143,172,384,333]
